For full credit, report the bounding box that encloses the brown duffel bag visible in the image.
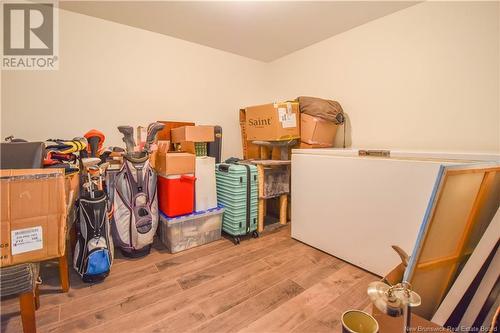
[298,96,345,125]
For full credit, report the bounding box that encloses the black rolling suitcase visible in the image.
[207,125,222,163]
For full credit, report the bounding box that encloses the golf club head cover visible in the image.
[117,126,136,153]
[84,129,105,157]
[144,122,165,152]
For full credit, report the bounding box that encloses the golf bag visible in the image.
[73,190,114,283]
[112,157,158,257]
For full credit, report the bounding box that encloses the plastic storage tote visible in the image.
[157,174,195,217]
[158,206,224,253]
[215,163,259,244]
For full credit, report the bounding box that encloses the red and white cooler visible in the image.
[157,174,196,217]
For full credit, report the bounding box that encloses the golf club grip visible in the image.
[149,124,164,142]
[144,123,165,151]
[88,136,100,157]
[118,126,135,153]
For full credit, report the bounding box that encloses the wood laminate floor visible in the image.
[1,225,377,332]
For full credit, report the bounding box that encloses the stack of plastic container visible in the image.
[215,163,259,244]
[171,125,214,157]
[154,140,197,219]
[158,153,223,252]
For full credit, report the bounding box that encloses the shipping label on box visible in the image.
[11,226,43,255]
[278,108,297,128]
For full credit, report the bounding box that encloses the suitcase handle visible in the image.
[218,164,230,173]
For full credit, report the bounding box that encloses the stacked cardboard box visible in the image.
[171,125,215,156]
[153,141,196,177]
[152,124,221,253]
[239,99,341,155]
[300,113,339,147]
[240,102,300,159]
[153,140,196,217]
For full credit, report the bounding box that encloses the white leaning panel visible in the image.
[195,156,218,212]
[291,153,448,276]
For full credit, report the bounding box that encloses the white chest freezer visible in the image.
[291,148,499,276]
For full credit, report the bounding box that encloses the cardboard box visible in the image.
[243,102,300,141]
[64,173,80,207]
[171,126,214,143]
[0,169,67,267]
[155,152,196,176]
[239,109,289,160]
[150,140,170,169]
[153,142,195,176]
[172,141,196,154]
[157,121,194,154]
[300,113,338,145]
[239,109,261,159]
[157,121,194,141]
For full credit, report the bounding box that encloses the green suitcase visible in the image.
[215,163,259,244]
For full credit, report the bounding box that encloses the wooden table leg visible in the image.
[257,164,265,232]
[69,224,77,257]
[259,146,271,160]
[279,194,287,225]
[258,198,265,233]
[19,292,36,333]
[287,194,291,222]
[58,254,70,293]
[34,284,40,310]
[280,146,289,160]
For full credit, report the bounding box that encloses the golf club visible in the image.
[81,157,101,170]
[88,165,101,191]
[143,122,165,152]
[87,135,100,157]
[118,126,136,153]
[87,172,94,198]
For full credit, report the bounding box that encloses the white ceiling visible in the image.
[60,1,419,62]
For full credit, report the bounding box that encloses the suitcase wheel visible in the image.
[252,231,259,239]
[233,236,240,245]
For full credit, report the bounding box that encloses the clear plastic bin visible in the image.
[158,206,224,253]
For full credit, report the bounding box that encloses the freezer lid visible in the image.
[291,148,500,162]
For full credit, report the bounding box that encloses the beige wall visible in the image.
[268,1,500,153]
[2,2,499,157]
[1,8,269,159]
